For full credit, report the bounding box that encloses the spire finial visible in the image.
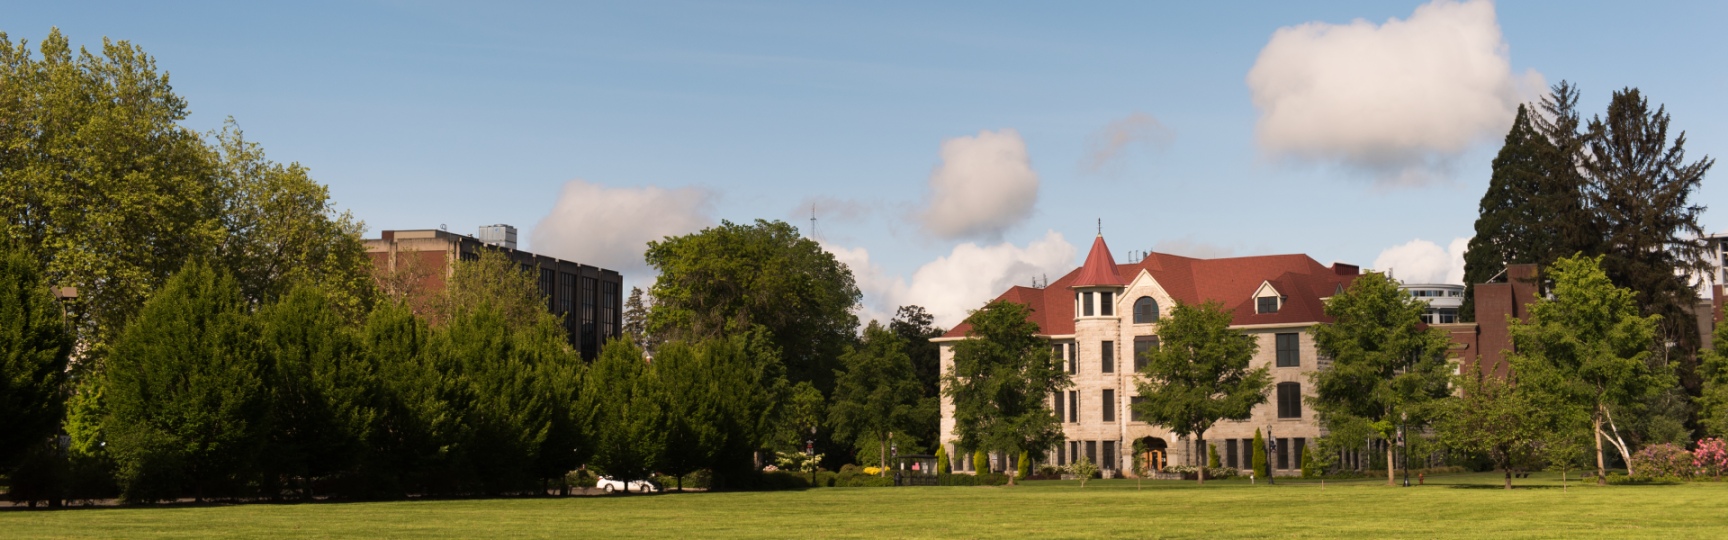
[1097,218,1102,236]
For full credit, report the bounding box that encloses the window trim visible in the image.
[1133,296,1159,324]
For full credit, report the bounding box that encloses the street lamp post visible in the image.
[1399,413,1410,487]
[1266,425,1276,486]
[806,425,816,486]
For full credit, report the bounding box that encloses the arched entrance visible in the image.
[1135,436,1168,474]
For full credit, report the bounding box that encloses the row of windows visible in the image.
[1054,440,1118,470]
[1219,437,1306,470]
[1052,332,1303,374]
[1077,293,1168,323]
[1057,383,1303,424]
[1408,289,1462,298]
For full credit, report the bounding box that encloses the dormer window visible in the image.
[1257,296,1279,314]
[1253,281,1284,314]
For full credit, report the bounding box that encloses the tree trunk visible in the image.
[1386,442,1396,487]
[1196,433,1206,485]
[879,434,887,477]
[1503,470,1511,490]
[1593,413,1607,485]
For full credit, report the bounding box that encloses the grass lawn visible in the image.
[2,471,1724,538]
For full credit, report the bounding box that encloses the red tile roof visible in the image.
[940,249,1360,339]
[1070,235,1125,287]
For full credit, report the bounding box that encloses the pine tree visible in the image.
[1252,429,1268,481]
[622,287,651,350]
[0,243,74,475]
[584,339,663,485]
[254,284,372,499]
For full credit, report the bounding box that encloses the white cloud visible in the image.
[1082,111,1175,174]
[828,231,1077,330]
[1373,237,1469,284]
[1246,0,1544,186]
[918,129,1040,241]
[529,179,716,280]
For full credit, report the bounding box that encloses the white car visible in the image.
[596,476,662,493]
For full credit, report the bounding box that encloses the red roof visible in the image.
[940,249,1360,339]
[1071,235,1126,287]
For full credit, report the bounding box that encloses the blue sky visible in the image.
[11,1,1726,326]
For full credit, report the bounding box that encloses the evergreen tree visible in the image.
[652,342,721,491]
[1251,428,1268,480]
[1310,272,1453,486]
[584,339,663,485]
[697,331,788,488]
[1581,88,1714,390]
[829,322,924,473]
[356,300,431,497]
[254,284,373,499]
[0,243,74,475]
[890,305,945,451]
[943,301,1068,486]
[622,286,652,351]
[104,261,266,502]
[1461,83,1596,321]
[1132,301,1270,484]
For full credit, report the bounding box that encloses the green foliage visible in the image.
[890,305,945,450]
[936,472,1010,486]
[1016,450,1030,480]
[1132,300,1268,483]
[1252,429,1268,479]
[973,449,988,474]
[1462,87,1596,322]
[1700,315,1728,437]
[584,339,662,484]
[0,242,74,473]
[659,334,788,489]
[1310,272,1452,483]
[1509,254,1666,479]
[1437,371,1544,489]
[1300,448,1317,478]
[104,261,266,502]
[829,322,924,471]
[1067,456,1099,487]
[644,219,860,393]
[779,381,824,450]
[1208,444,1221,469]
[935,446,949,475]
[944,301,1067,481]
[253,285,373,497]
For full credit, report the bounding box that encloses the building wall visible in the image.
[365,229,624,360]
[938,273,1326,477]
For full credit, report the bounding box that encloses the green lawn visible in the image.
[3,472,1724,538]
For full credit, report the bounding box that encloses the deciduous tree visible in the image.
[829,322,924,474]
[943,301,1067,486]
[1132,301,1270,484]
[1310,272,1452,486]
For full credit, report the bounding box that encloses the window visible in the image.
[1275,333,1300,367]
[1277,382,1302,418]
[581,276,598,359]
[1133,296,1159,323]
[1054,391,1065,423]
[1101,341,1114,373]
[1129,396,1144,422]
[601,281,618,341]
[1133,336,1158,372]
[1100,292,1114,316]
[1294,438,1306,471]
[1082,292,1095,317]
[1257,296,1279,314]
[1086,441,1098,465]
[1102,389,1116,422]
[1277,438,1290,469]
[1227,438,1239,468]
[1068,391,1078,423]
[1067,343,1077,374]
[559,272,576,344]
[540,268,557,311]
[1071,441,1081,466]
[1102,441,1116,470]
[1057,442,1067,466]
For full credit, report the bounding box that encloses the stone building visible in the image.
[935,234,1362,477]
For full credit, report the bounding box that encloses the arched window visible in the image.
[1133,296,1159,324]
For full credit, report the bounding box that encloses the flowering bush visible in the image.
[1694,438,1728,479]
[863,466,883,476]
[1164,465,1239,478]
[1630,443,1694,480]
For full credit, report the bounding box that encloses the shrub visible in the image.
[1695,438,1728,480]
[973,449,989,473]
[1301,448,1317,478]
[935,446,950,475]
[566,469,599,488]
[863,466,884,476]
[1016,451,1030,480]
[1251,429,1268,479]
[1165,465,1237,479]
[1068,457,1100,487]
[1630,443,1694,480]
[1208,444,1221,469]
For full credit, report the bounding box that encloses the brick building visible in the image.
[365,227,623,360]
[935,234,1361,477]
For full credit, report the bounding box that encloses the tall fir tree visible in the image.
[0,243,74,475]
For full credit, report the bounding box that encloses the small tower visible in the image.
[1070,233,1128,471]
[1071,234,1126,320]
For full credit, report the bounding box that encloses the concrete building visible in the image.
[365,227,622,360]
[935,234,1362,477]
[1402,283,1464,324]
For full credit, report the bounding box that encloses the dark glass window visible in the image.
[1068,391,1078,423]
[1227,438,1239,468]
[1086,441,1098,465]
[1054,391,1065,423]
[1100,292,1114,316]
[1277,382,1302,418]
[1258,296,1279,314]
[1129,396,1144,422]
[1057,442,1067,466]
[1102,441,1116,470]
[1276,333,1300,367]
[1070,441,1080,466]
[601,281,618,341]
[1277,438,1290,469]
[1067,343,1077,374]
[1083,292,1094,317]
[1133,296,1159,323]
[1102,389,1116,422]
[1101,341,1114,373]
[581,276,598,359]
[1294,438,1306,471]
[1133,336,1158,372]
[559,272,576,343]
